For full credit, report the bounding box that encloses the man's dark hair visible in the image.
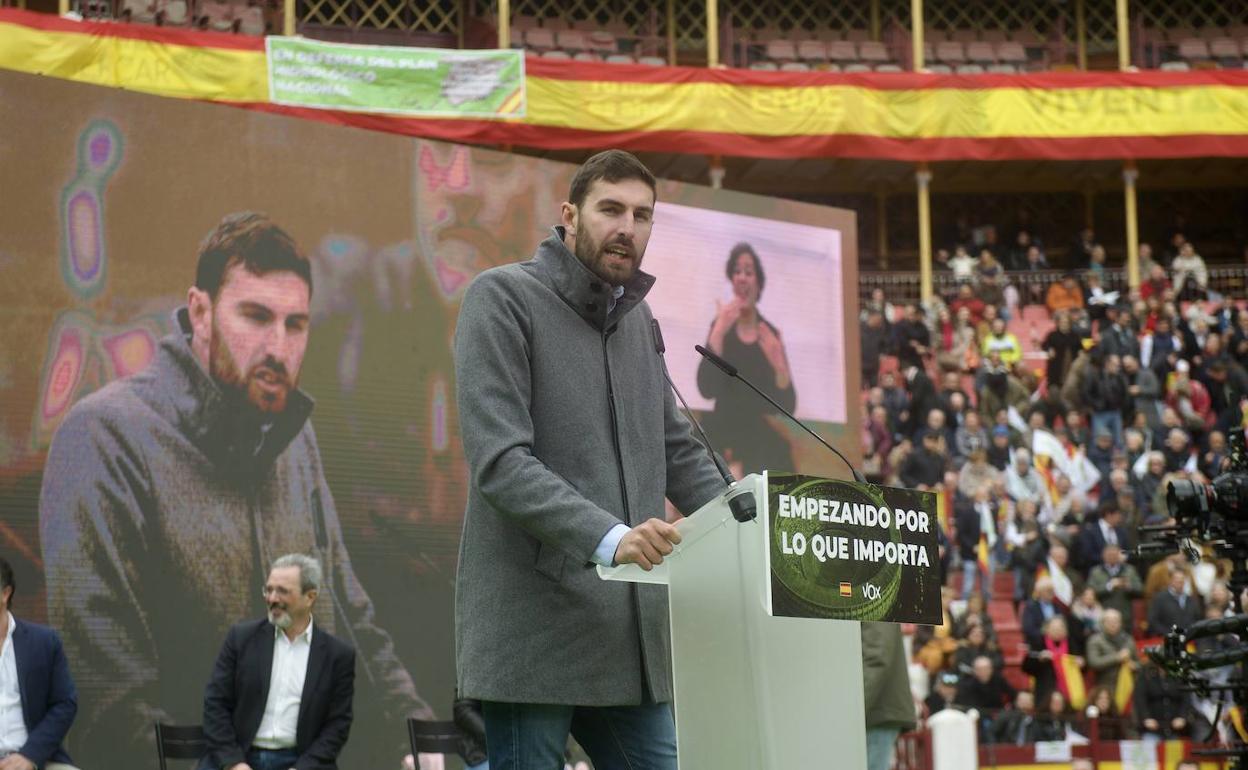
[0,556,13,607]
[195,212,312,299]
[567,150,657,209]
[725,242,766,299]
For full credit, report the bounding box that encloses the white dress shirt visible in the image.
[1098,519,1119,548]
[252,619,312,750]
[0,613,28,753]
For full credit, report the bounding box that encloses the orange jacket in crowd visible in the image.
[1046,282,1085,314]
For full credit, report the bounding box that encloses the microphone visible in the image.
[311,488,376,686]
[653,320,755,523]
[694,344,865,484]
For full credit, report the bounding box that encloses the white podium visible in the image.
[599,472,867,770]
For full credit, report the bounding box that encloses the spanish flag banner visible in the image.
[1059,653,1087,710]
[1114,660,1134,715]
[1231,705,1248,743]
[5,9,1248,161]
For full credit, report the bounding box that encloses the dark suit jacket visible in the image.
[9,619,76,766]
[201,618,355,770]
[1020,600,1070,649]
[1146,590,1202,637]
[1075,522,1129,573]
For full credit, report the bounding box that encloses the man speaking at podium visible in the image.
[453,150,727,769]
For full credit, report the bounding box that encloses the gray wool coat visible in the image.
[454,227,727,705]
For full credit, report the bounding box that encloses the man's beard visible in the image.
[268,606,293,629]
[574,220,641,286]
[208,317,292,415]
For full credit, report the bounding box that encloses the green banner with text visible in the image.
[765,473,943,625]
[265,37,525,118]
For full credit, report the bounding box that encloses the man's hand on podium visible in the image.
[614,519,683,571]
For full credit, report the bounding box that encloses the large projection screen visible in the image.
[0,68,858,768]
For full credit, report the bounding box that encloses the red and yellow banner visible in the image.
[5,8,1248,160]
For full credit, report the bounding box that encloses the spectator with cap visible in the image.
[987,425,1013,471]
[924,671,960,717]
[900,430,945,490]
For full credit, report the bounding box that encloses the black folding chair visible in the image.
[407,718,463,758]
[154,723,208,770]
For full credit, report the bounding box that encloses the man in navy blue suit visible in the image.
[0,556,77,770]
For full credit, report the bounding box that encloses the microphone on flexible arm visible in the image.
[694,344,866,485]
[652,320,756,523]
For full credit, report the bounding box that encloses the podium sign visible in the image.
[598,472,866,770]
[765,473,942,625]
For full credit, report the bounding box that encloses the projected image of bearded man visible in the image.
[38,212,432,768]
[696,242,797,474]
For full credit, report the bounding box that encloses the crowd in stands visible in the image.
[861,220,1248,748]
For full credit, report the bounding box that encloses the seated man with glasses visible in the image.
[200,554,354,770]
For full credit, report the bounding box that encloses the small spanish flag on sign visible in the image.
[839,582,853,598]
